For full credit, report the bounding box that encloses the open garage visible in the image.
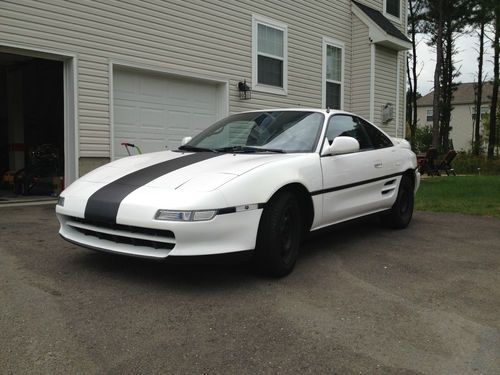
[0,52,64,201]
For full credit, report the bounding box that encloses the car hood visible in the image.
[78,150,301,192]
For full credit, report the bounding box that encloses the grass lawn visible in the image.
[415,175,500,217]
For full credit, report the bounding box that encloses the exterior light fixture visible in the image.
[238,80,251,100]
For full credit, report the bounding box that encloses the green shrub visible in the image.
[452,153,500,175]
[413,126,433,153]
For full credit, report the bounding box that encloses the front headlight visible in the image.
[57,196,65,207]
[155,209,217,222]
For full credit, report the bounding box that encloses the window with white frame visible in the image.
[385,0,401,20]
[471,105,490,120]
[252,16,287,94]
[323,39,343,110]
[426,109,433,122]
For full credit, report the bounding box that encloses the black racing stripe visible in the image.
[84,152,222,223]
[311,172,404,196]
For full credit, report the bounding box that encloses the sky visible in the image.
[414,30,495,95]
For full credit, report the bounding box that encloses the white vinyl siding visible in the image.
[350,14,371,120]
[361,0,384,10]
[374,45,398,132]
[0,0,407,171]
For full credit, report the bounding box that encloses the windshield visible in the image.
[181,111,324,153]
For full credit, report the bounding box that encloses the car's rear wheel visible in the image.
[381,175,414,229]
[255,191,301,277]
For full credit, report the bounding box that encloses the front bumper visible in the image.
[414,169,421,193]
[56,208,263,259]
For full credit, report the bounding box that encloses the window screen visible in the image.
[257,23,284,87]
[386,0,400,18]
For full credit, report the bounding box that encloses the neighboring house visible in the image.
[416,82,496,151]
[0,0,410,186]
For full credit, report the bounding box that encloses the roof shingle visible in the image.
[417,82,497,107]
[352,0,410,43]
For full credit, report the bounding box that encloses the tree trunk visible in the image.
[406,54,414,145]
[432,0,444,149]
[411,12,418,151]
[441,21,453,152]
[408,0,419,150]
[488,5,499,159]
[474,22,485,156]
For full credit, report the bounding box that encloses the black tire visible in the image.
[381,175,414,229]
[254,191,302,277]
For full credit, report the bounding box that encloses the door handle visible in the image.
[374,161,383,168]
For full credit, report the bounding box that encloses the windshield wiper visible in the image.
[215,146,286,153]
[178,145,217,152]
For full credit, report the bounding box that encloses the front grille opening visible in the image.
[73,226,175,250]
[69,216,174,239]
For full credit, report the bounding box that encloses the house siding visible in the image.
[350,14,371,121]
[374,45,399,134]
[0,0,408,173]
[417,104,477,151]
[398,52,406,137]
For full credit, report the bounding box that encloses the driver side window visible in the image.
[326,115,373,150]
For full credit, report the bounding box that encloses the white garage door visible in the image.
[113,68,223,158]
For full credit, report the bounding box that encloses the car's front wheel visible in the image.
[255,191,301,277]
[381,175,414,229]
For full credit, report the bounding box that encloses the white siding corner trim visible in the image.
[369,43,376,122]
[321,37,345,110]
[251,14,288,96]
[395,51,400,137]
[403,51,407,139]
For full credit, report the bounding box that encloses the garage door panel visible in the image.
[113,68,221,159]
[167,111,216,133]
[140,76,167,97]
[114,71,139,93]
[138,139,166,152]
[141,108,165,130]
[114,103,138,124]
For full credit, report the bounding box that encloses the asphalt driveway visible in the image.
[1,205,499,374]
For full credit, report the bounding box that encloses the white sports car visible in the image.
[56,109,419,276]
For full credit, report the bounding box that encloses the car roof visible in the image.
[237,108,395,141]
[238,108,353,116]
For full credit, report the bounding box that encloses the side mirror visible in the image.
[321,136,360,156]
[181,136,192,146]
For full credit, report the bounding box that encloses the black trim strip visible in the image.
[84,152,222,224]
[311,172,404,196]
[217,203,266,215]
[217,207,236,215]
